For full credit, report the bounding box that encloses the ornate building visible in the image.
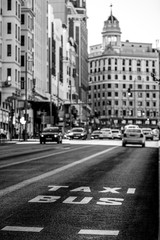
[88,9,160,129]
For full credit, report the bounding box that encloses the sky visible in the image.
[86,0,160,49]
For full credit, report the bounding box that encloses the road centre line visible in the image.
[0,145,91,169]
[0,146,118,198]
[1,226,43,232]
[78,229,119,236]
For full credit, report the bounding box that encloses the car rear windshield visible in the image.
[43,128,59,132]
[126,129,141,133]
[93,131,101,134]
[72,128,83,132]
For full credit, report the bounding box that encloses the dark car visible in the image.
[67,127,87,140]
[90,130,102,139]
[39,127,62,144]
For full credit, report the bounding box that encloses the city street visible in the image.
[0,140,159,240]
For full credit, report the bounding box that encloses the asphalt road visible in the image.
[0,140,159,240]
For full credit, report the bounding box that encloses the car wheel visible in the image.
[142,143,145,147]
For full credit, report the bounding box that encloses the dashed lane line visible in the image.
[1,226,43,232]
[78,229,119,236]
[0,146,118,197]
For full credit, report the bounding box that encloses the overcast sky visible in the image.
[86,0,160,49]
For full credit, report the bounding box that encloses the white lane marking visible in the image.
[0,145,90,169]
[127,188,136,194]
[78,229,119,236]
[0,146,118,198]
[1,226,43,232]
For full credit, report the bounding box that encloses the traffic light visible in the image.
[151,72,156,80]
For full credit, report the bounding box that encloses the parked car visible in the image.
[90,130,102,139]
[39,127,63,144]
[122,128,145,147]
[141,128,153,140]
[67,127,87,140]
[99,129,113,139]
[111,129,122,139]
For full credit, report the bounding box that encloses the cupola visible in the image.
[102,6,121,53]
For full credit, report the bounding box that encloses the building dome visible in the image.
[102,9,121,53]
[102,13,121,35]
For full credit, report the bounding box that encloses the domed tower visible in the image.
[102,6,121,53]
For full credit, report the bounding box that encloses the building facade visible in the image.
[88,10,160,129]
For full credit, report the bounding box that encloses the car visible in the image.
[124,124,139,130]
[122,128,145,147]
[141,128,154,140]
[90,130,102,139]
[99,129,113,139]
[39,127,62,144]
[111,129,122,139]
[67,127,87,140]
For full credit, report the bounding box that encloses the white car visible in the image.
[111,129,122,139]
[99,129,113,139]
[122,128,145,147]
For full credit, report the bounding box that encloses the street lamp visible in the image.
[24,52,34,141]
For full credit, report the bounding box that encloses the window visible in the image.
[138,84,142,89]
[129,59,132,65]
[15,1,18,15]
[129,75,132,80]
[7,44,12,56]
[115,75,118,80]
[108,92,112,97]
[7,68,11,77]
[146,76,149,81]
[115,92,118,97]
[146,85,149,89]
[15,24,17,39]
[21,35,25,46]
[108,74,111,80]
[123,75,126,80]
[137,75,141,80]
[153,93,156,98]
[146,93,150,98]
[138,92,142,98]
[21,55,24,66]
[108,83,111,88]
[21,14,25,24]
[137,60,141,66]
[21,77,24,89]
[7,0,12,10]
[15,45,17,61]
[7,23,11,34]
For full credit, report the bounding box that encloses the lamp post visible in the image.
[24,52,33,141]
[24,52,28,141]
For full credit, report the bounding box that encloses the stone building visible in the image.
[88,10,160,129]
